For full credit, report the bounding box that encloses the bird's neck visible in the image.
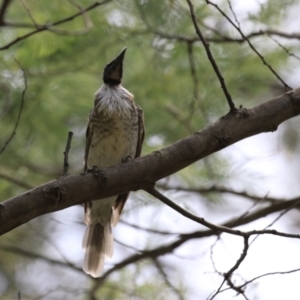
[93,84,134,118]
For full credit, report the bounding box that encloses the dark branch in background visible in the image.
[206,0,292,91]
[157,183,293,207]
[0,82,12,119]
[0,171,33,189]
[223,237,249,298]
[0,0,111,51]
[149,29,300,45]
[239,267,300,290]
[120,219,179,235]
[268,34,300,62]
[186,41,209,122]
[249,197,300,246]
[61,131,73,176]
[0,59,27,155]
[20,0,93,36]
[0,0,12,26]
[146,187,300,239]
[91,237,190,295]
[187,42,199,115]
[153,259,185,300]
[89,195,300,291]
[0,244,82,273]
[186,0,235,111]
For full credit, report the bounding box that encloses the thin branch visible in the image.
[0,244,82,272]
[153,259,185,300]
[0,82,12,120]
[209,237,249,299]
[187,42,199,114]
[20,0,39,26]
[150,29,300,45]
[0,0,12,25]
[268,34,300,62]
[206,0,292,91]
[61,131,73,176]
[227,0,240,27]
[186,0,235,111]
[0,0,111,51]
[120,219,179,235]
[146,187,300,240]
[249,197,300,246]
[186,41,209,122]
[224,237,249,293]
[157,183,286,206]
[0,171,33,189]
[0,59,27,155]
[239,267,300,289]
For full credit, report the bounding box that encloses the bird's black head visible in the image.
[103,48,127,85]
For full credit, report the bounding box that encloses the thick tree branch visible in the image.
[0,88,300,235]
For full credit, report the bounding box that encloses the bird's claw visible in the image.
[122,156,132,163]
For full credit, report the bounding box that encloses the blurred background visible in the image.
[1,0,300,299]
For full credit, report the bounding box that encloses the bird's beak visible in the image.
[103,48,127,85]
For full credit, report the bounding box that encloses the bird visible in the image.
[82,48,145,278]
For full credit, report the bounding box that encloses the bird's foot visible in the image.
[122,156,133,163]
[85,166,106,181]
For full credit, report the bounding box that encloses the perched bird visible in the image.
[82,48,145,277]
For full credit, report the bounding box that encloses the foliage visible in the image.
[1,0,300,299]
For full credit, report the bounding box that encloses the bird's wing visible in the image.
[84,112,93,172]
[84,115,94,223]
[112,106,145,226]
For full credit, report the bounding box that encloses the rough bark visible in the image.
[1,88,300,235]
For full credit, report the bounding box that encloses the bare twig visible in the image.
[61,131,73,176]
[186,0,235,111]
[209,237,249,299]
[224,237,249,293]
[153,259,185,300]
[149,29,300,45]
[186,41,209,123]
[239,267,300,289]
[249,197,300,246]
[20,0,39,26]
[0,59,27,155]
[157,183,284,206]
[0,82,12,120]
[268,34,300,62]
[0,0,12,25]
[187,42,199,113]
[0,244,82,272]
[145,187,300,239]
[0,171,33,189]
[227,0,240,27]
[120,219,179,235]
[206,0,292,91]
[0,0,111,51]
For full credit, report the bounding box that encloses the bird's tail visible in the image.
[82,222,113,278]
